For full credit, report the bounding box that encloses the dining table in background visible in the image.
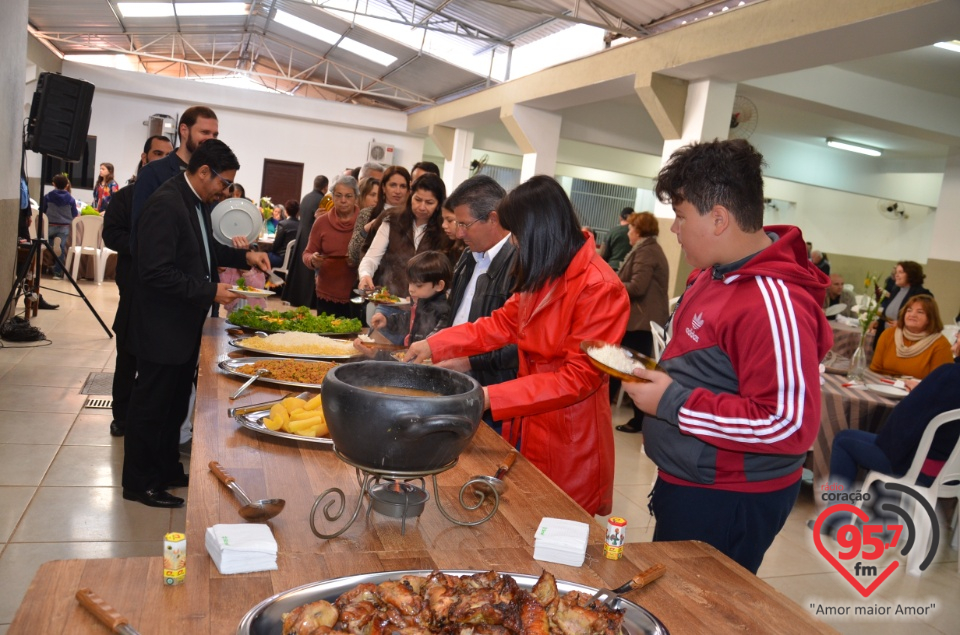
[8,321,837,634]
[828,320,874,361]
[812,370,901,496]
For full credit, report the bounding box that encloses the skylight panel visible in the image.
[118,2,249,18]
[338,38,397,67]
[176,3,249,17]
[275,10,396,67]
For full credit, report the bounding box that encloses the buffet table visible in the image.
[9,320,836,634]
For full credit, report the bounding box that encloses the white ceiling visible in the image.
[26,0,960,166]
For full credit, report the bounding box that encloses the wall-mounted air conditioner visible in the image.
[367,141,394,165]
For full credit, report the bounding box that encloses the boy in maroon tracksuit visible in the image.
[623,139,832,573]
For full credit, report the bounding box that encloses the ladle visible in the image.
[230,368,269,400]
[471,450,518,500]
[209,461,286,522]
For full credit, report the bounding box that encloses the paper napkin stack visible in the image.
[533,517,590,567]
[205,523,278,575]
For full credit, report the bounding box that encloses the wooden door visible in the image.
[261,159,303,207]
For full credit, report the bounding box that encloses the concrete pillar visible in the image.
[0,0,29,319]
[430,124,473,192]
[500,104,561,183]
[654,79,737,295]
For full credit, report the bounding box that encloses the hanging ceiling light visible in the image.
[826,138,882,157]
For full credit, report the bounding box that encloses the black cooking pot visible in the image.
[321,361,484,471]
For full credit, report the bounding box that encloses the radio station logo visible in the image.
[813,482,940,598]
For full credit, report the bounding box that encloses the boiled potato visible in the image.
[261,394,328,438]
[304,394,323,411]
[269,403,289,428]
[282,397,307,412]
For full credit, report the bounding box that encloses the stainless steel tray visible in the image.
[228,337,362,361]
[226,319,360,338]
[235,408,333,446]
[218,357,340,390]
[237,569,668,635]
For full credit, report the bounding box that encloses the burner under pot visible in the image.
[368,481,429,519]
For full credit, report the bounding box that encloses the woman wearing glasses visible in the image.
[405,176,629,516]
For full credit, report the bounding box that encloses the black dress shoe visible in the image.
[122,488,184,508]
[616,423,643,434]
[38,296,59,310]
[109,420,125,437]
[167,474,190,489]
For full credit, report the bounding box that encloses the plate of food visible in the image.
[864,383,909,399]
[234,394,332,445]
[369,287,411,306]
[231,285,275,298]
[219,357,339,390]
[230,332,361,360]
[236,569,668,635]
[226,305,362,335]
[581,339,661,383]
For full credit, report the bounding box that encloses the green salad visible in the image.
[227,305,362,334]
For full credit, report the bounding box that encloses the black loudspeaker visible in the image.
[26,72,95,162]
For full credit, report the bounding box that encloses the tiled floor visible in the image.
[0,276,956,634]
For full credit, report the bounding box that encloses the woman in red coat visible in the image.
[406,176,629,515]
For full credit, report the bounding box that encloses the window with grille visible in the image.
[478,165,521,192]
[569,179,636,244]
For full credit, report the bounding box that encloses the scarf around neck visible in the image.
[894,327,941,358]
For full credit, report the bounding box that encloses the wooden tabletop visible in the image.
[8,319,836,634]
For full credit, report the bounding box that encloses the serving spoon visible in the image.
[230,368,269,400]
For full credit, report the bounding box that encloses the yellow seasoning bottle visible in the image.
[163,532,186,585]
[603,517,627,560]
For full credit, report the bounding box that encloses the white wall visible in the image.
[26,62,427,202]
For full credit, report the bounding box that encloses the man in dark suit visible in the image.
[282,175,329,307]
[130,106,219,250]
[102,134,174,438]
[122,139,271,508]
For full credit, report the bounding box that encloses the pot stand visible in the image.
[309,448,501,539]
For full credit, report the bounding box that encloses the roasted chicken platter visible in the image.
[282,570,625,635]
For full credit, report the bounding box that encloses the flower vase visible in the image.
[847,333,869,381]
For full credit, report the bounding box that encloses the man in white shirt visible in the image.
[434,176,519,431]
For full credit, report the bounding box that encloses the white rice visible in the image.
[240,332,356,356]
[587,343,640,375]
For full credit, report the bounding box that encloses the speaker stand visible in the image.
[2,156,113,338]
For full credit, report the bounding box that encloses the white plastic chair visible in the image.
[272,240,296,282]
[616,321,668,409]
[650,321,667,361]
[854,408,960,576]
[65,215,105,283]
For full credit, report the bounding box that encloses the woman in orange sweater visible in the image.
[870,294,953,379]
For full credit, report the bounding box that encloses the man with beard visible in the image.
[122,139,270,508]
[130,106,219,249]
[102,135,174,437]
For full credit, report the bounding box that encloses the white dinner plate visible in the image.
[211,197,262,246]
[864,383,909,399]
[824,303,847,317]
[230,287,274,298]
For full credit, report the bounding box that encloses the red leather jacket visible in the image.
[428,234,629,515]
